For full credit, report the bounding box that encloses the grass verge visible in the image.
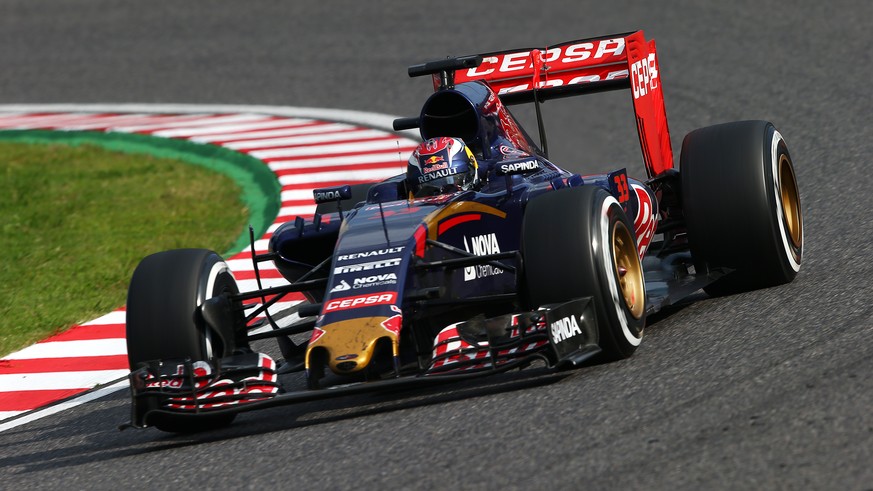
[0,140,252,357]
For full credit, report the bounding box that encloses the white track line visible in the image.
[0,370,130,391]
[268,151,410,171]
[0,380,129,433]
[222,128,389,150]
[0,103,421,140]
[152,118,317,138]
[110,113,273,132]
[3,339,128,360]
[190,123,349,143]
[277,167,402,185]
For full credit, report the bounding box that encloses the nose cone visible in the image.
[306,316,401,375]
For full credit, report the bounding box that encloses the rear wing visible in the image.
[411,30,674,177]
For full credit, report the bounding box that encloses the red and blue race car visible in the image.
[122,31,803,432]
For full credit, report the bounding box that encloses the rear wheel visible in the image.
[680,121,803,296]
[523,186,645,361]
[126,249,241,432]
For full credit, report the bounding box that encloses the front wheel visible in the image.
[126,248,242,432]
[523,186,646,361]
[681,121,803,296]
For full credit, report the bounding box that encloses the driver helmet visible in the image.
[407,137,479,197]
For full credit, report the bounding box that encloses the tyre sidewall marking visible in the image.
[597,196,643,347]
[200,258,234,359]
[770,130,802,272]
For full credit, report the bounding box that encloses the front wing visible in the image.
[122,298,598,429]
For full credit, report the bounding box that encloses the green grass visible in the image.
[0,142,250,357]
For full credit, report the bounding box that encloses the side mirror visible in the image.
[367,181,404,204]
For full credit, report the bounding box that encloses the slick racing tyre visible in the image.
[680,121,803,296]
[522,185,645,361]
[126,249,242,432]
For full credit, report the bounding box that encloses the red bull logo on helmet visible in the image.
[421,153,449,173]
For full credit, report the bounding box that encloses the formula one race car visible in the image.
[122,30,803,432]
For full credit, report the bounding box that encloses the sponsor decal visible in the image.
[421,137,453,153]
[463,233,504,281]
[459,38,629,94]
[631,184,657,258]
[423,162,448,173]
[381,314,403,335]
[419,166,458,184]
[324,292,397,313]
[313,185,351,204]
[337,247,405,262]
[499,145,530,158]
[147,361,211,389]
[162,354,279,410]
[314,190,344,202]
[498,159,540,175]
[330,280,351,293]
[611,170,630,203]
[310,327,326,344]
[423,155,444,165]
[465,39,626,77]
[465,264,504,281]
[414,194,454,205]
[351,273,398,289]
[630,53,659,100]
[466,233,500,256]
[550,315,583,343]
[494,69,628,94]
[334,257,402,274]
[364,201,406,212]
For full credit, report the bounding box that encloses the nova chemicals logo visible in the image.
[463,233,504,281]
[352,273,397,289]
[330,280,351,293]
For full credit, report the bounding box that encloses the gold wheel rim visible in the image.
[779,154,803,248]
[612,221,645,320]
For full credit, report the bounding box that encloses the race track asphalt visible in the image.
[1,1,871,488]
